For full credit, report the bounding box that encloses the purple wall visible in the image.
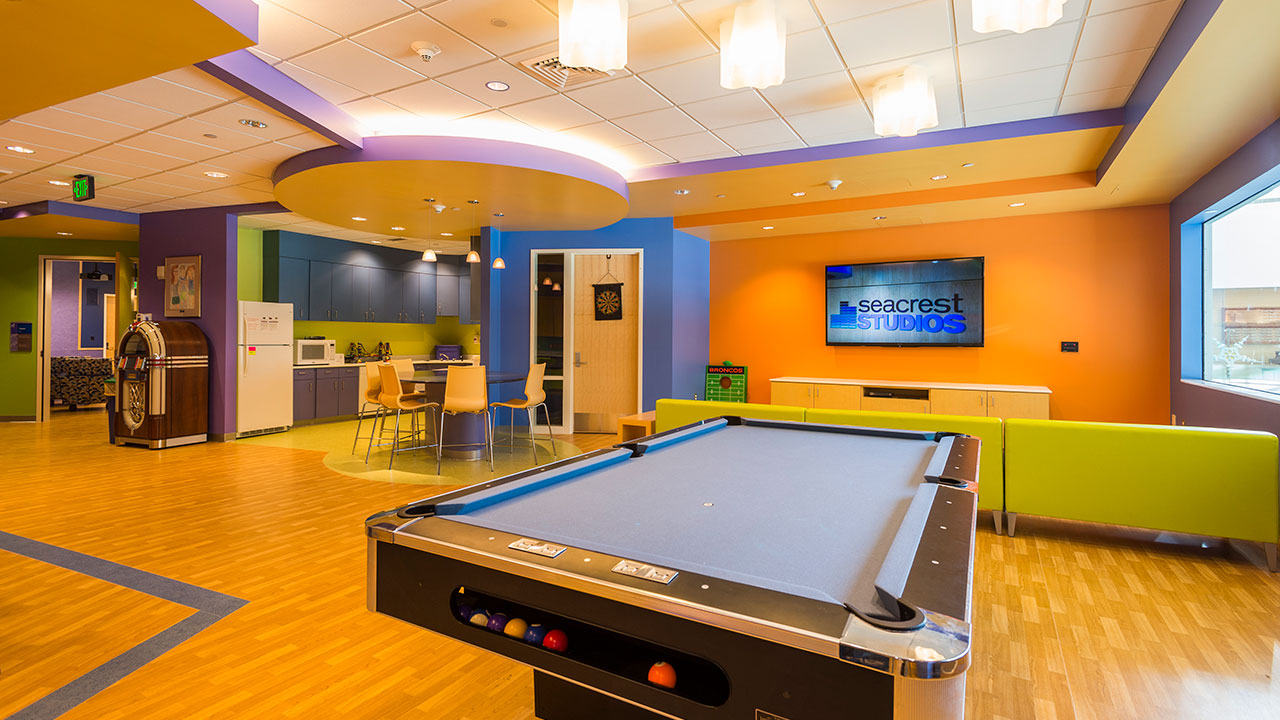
[1169,117,1280,437]
[139,208,238,437]
[50,261,115,357]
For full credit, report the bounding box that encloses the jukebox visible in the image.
[115,319,210,449]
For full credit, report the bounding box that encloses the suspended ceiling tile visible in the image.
[50,154,155,180]
[277,132,337,152]
[556,121,640,148]
[639,55,738,105]
[736,138,807,155]
[0,123,105,154]
[191,102,308,142]
[1088,0,1174,14]
[963,65,1069,111]
[352,11,496,77]
[246,47,283,66]
[625,5,717,73]
[147,170,233,193]
[237,178,277,193]
[782,27,847,82]
[761,71,860,116]
[152,118,265,153]
[268,0,415,35]
[0,154,54,175]
[51,94,180,133]
[613,142,676,168]
[501,95,604,132]
[165,163,250,186]
[679,0,822,38]
[715,118,801,150]
[566,77,672,118]
[275,62,368,105]
[0,137,77,164]
[956,21,1081,82]
[292,41,428,96]
[849,48,955,103]
[156,67,244,101]
[1057,85,1133,114]
[954,0,1087,44]
[13,108,139,144]
[111,132,223,163]
[810,0,920,25]
[339,97,422,130]
[115,177,202,196]
[255,1,342,61]
[379,80,493,120]
[102,77,229,116]
[802,128,879,147]
[965,98,1060,126]
[425,0,559,57]
[828,0,953,70]
[650,131,733,161]
[1063,48,1153,95]
[187,185,279,205]
[785,105,874,143]
[1074,0,1181,61]
[90,185,172,204]
[436,59,556,106]
[681,91,778,130]
[85,145,189,172]
[237,141,310,163]
[612,107,704,142]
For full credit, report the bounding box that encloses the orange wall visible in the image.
[709,205,1171,423]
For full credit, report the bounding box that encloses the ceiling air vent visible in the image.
[518,54,615,90]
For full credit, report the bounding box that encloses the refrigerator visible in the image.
[237,300,294,437]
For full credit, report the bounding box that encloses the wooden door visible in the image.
[930,389,986,416]
[812,383,861,410]
[770,381,813,407]
[986,391,1050,419]
[103,294,117,359]
[572,253,639,433]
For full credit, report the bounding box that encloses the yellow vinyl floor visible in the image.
[1,409,1278,720]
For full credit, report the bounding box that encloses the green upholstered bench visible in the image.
[1004,419,1279,571]
[654,399,805,433]
[807,409,1005,530]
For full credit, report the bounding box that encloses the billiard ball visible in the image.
[542,629,568,653]
[647,661,676,688]
[469,610,490,627]
[523,623,547,645]
[486,613,509,632]
[503,617,529,639]
[455,604,473,622]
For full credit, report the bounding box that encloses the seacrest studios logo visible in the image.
[826,257,984,346]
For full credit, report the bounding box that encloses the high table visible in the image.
[401,369,527,460]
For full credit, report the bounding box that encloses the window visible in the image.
[1203,182,1280,396]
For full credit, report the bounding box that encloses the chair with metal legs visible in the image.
[489,362,556,465]
[437,365,494,474]
[377,363,439,471]
[354,361,393,462]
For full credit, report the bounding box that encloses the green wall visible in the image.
[236,225,480,356]
[0,236,140,419]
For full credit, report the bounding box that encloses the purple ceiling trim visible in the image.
[192,0,260,44]
[1095,0,1222,183]
[627,110,1125,182]
[0,200,138,224]
[272,135,629,201]
[196,50,364,150]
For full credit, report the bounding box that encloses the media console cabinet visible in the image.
[770,377,1051,419]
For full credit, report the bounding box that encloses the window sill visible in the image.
[1180,379,1280,405]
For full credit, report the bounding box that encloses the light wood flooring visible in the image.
[1,410,1278,719]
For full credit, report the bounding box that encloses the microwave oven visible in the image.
[294,339,336,365]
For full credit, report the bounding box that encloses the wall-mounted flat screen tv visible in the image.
[826,257,984,347]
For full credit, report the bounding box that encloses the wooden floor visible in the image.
[1,410,1278,719]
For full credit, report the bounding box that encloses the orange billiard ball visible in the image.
[647,661,676,688]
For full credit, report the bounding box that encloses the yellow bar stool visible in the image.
[437,365,494,473]
[377,363,439,471]
[355,361,393,463]
[490,362,556,465]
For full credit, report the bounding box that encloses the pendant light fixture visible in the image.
[492,257,506,269]
[559,0,628,72]
[542,277,553,286]
[466,250,481,263]
[720,0,786,90]
[870,66,938,138]
[422,249,437,262]
[552,282,561,292]
[972,0,1066,34]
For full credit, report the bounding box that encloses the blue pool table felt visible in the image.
[439,423,938,610]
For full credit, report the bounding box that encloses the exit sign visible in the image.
[72,174,94,202]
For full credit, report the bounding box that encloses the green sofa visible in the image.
[653,399,805,433]
[1004,419,1279,571]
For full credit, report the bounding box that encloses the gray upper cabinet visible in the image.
[399,271,420,323]
[352,266,372,321]
[436,273,460,316]
[417,271,437,324]
[459,274,472,324]
[331,263,354,322]
[278,257,309,321]
[308,261,333,321]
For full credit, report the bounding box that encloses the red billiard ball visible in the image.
[647,661,676,688]
[542,629,568,652]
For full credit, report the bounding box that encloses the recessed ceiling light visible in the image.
[239,118,269,129]
[467,199,480,204]
[203,133,218,139]
[440,232,454,237]
[493,212,504,217]
[6,145,35,154]
[56,231,72,236]
[485,81,510,92]
[1009,202,1026,208]
[351,216,367,221]
[716,194,726,198]
[0,200,7,204]
[49,180,70,186]
[873,216,887,220]
[791,191,806,197]
[371,240,383,244]
[673,189,690,195]
[931,174,948,181]
[391,226,405,231]
[762,225,775,230]
[961,162,975,168]
[204,171,229,178]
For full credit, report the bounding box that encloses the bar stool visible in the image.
[377,363,439,471]
[437,365,494,474]
[490,362,556,465]
[354,361,392,462]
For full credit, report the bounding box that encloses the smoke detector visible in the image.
[411,41,442,62]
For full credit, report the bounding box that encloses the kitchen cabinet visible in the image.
[331,263,354,321]
[353,266,372,321]
[437,273,460,316]
[416,272,437,324]
[459,274,472,324]
[293,367,359,422]
[293,369,316,421]
[308,261,332,321]
[367,267,396,323]
[278,257,310,321]
[770,377,1051,419]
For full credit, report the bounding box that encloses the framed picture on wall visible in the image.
[164,255,201,318]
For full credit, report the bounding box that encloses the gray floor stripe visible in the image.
[0,531,248,720]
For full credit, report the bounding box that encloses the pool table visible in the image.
[366,416,980,720]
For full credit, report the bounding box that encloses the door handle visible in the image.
[574,352,587,367]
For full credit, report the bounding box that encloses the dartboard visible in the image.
[596,290,620,316]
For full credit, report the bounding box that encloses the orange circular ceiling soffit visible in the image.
[272,136,630,238]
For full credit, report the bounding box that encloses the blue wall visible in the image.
[482,218,710,416]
